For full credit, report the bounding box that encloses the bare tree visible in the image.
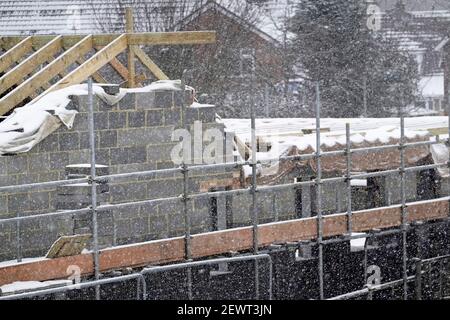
[89,0,299,117]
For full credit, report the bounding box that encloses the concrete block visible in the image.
[116,220,131,239]
[59,132,80,151]
[128,111,145,128]
[29,192,50,211]
[129,217,149,236]
[149,214,169,238]
[16,173,39,185]
[115,163,151,175]
[119,93,137,110]
[70,95,99,113]
[95,149,111,166]
[93,113,109,130]
[174,89,194,107]
[154,91,174,108]
[168,213,184,231]
[0,195,8,216]
[117,126,174,147]
[68,150,90,164]
[164,108,181,126]
[158,201,183,216]
[50,152,69,170]
[0,157,7,175]
[28,153,50,172]
[139,202,158,216]
[6,156,27,174]
[108,111,127,129]
[135,92,155,110]
[8,193,30,213]
[147,179,182,198]
[0,174,17,187]
[38,134,59,153]
[99,130,118,148]
[110,182,147,202]
[72,113,89,131]
[110,146,147,165]
[38,171,60,183]
[79,131,100,149]
[146,143,177,163]
[99,99,118,112]
[146,109,164,127]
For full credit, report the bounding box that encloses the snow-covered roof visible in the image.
[221,117,448,143]
[419,73,444,98]
[221,117,446,177]
[0,0,294,43]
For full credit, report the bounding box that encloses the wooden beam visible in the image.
[0,32,216,50]
[0,35,116,50]
[109,57,129,80]
[0,35,93,116]
[133,46,169,80]
[0,36,33,74]
[128,31,216,45]
[76,58,106,84]
[38,33,127,96]
[0,197,447,286]
[126,8,136,88]
[103,54,146,85]
[0,36,62,97]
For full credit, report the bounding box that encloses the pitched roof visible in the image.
[379,6,450,57]
[176,1,280,45]
[377,0,450,11]
[0,0,295,42]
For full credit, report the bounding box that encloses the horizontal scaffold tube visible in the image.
[0,196,447,286]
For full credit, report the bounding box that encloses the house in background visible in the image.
[0,0,298,118]
[379,0,450,115]
[173,1,295,118]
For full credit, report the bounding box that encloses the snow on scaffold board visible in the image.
[45,234,91,259]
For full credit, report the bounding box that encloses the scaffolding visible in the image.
[0,72,449,299]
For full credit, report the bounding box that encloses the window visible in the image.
[240,48,255,76]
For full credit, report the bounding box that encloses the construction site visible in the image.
[1,1,450,301]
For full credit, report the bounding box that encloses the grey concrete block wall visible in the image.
[0,89,239,261]
[2,88,425,262]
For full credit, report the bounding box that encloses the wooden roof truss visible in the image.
[0,30,215,116]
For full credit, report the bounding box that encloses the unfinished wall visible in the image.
[0,88,234,260]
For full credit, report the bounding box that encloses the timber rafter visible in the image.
[0,31,216,116]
